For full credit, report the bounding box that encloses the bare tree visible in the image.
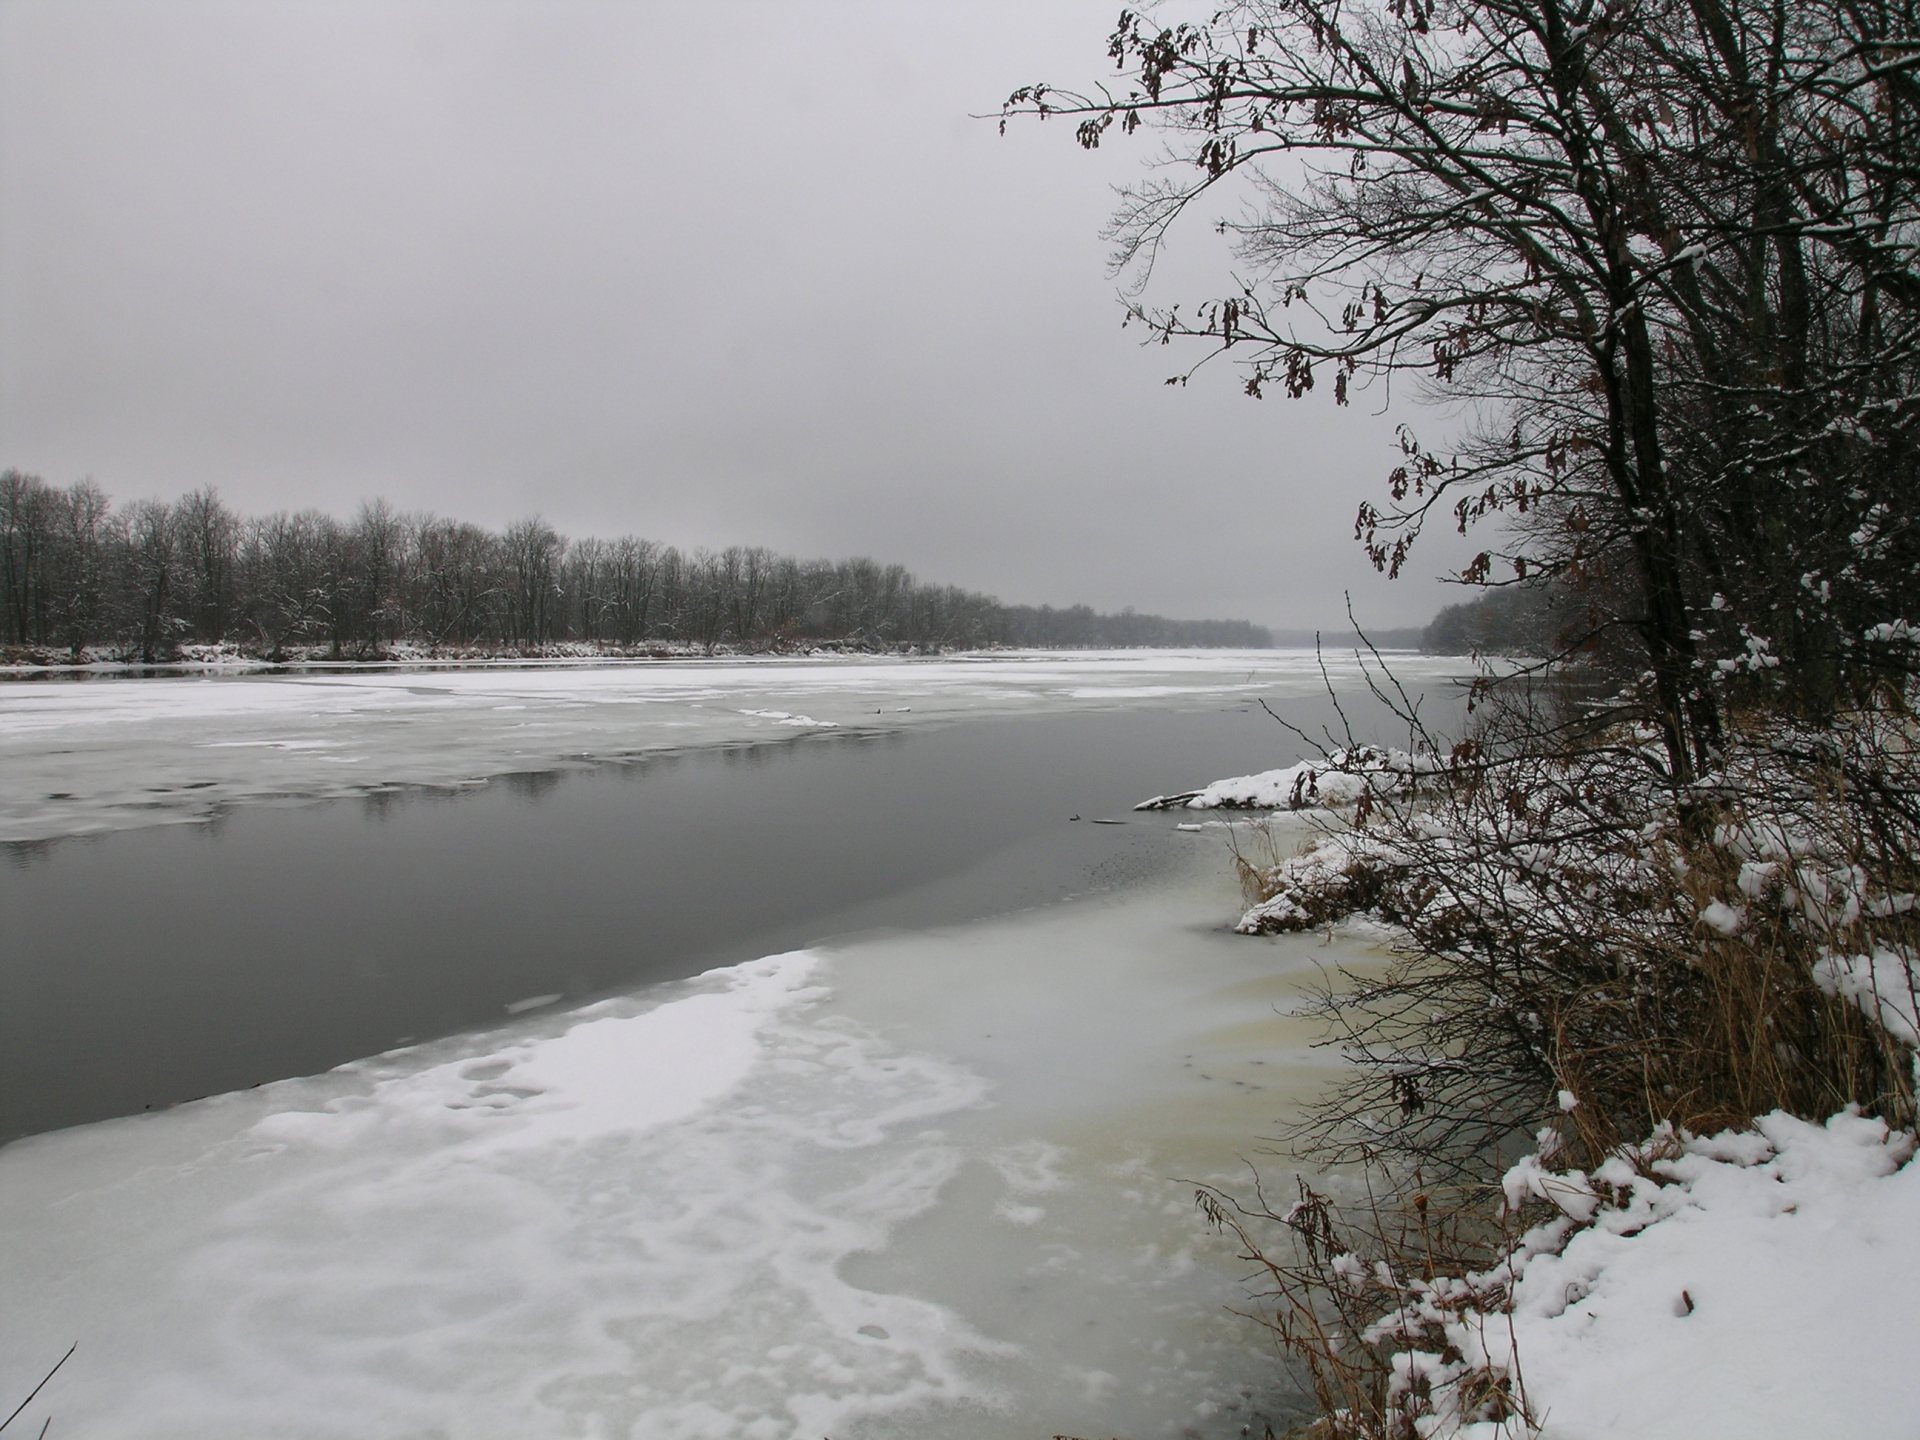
[501,516,564,648]
[0,470,56,645]
[602,535,662,645]
[53,479,112,653]
[0,479,1274,656]
[240,510,331,654]
[174,486,240,643]
[120,498,182,661]
[1004,0,1920,779]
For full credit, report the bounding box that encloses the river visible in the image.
[0,650,1467,1438]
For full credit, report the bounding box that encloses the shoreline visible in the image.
[1,639,1435,682]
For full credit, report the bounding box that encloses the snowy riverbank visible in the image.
[1463,1108,1920,1439]
[1139,747,1920,1439]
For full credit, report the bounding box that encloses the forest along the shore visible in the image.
[0,475,1270,661]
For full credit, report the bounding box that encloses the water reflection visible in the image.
[3,836,57,869]
[498,768,565,802]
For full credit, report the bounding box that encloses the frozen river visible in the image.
[0,649,1468,1438]
[0,648,1455,844]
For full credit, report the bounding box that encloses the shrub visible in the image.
[1208,673,1919,1436]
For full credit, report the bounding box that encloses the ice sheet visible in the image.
[0,952,999,1438]
[0,649,1466,843]
[0,827,1351,1439]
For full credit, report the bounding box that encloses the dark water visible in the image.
[0,693,1445,1143]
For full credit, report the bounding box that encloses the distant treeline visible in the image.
[1267,625,1426,651]
[0,472,1271,659]
[1421,585,1563,656]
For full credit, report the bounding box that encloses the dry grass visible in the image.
[1194,1169,1537,1440]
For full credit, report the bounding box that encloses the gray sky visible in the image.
[1,0,1476,631]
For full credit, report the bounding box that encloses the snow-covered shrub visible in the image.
[1190,686,1920,1437]
[1232,698,1918,1180]
[1216,1106,1920,1440]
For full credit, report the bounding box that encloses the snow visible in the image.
[1812,949,1920,1048]
[0,648,1470,844]
[1468,1110,1920,1439]
[1136,745,1440,812]
[1698,899,1744,935]
[249,963,797,1157]
[1351,1111,1920,1440]
[1500,1145,1603,1225]
[736,708,838,727]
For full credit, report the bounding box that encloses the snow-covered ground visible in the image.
[0,648,1464,844]
[0,828,1352,1439]
[1466,1109,1920,1439]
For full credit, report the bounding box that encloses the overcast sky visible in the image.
[1,0,1478,631]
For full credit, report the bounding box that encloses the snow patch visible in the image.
[1137,746,1439,813]
[737,708,839,728]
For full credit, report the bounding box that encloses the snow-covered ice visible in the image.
[0,648,1464,1435]
[0,952,993,1438]
[735,708,838,728]
[0,649,1467,844]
